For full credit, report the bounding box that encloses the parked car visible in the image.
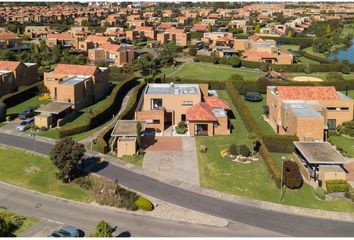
[48,226,80,237]
[16,118,34,132]
[18,107,36,120]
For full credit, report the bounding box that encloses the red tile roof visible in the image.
[165,28,185,34]
[86,35,110,43]
[52,64,98,76]
[47,33,73,41]
[191,23,208,31]
[135,26,154,32]
[0,61,21,70]
[101,42,122,52]
[276,86,339,101]
[204,96,231,110]
[0,31,17,40]
[186,102,216,122]
[242,50,277,59]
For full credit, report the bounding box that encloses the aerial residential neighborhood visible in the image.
[0,1,354,238]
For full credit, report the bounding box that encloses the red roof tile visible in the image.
[242,50,277,59]
[52,64,98,76]
[0,61,21,70]
[0,31,17,40]
[276,86,339,101]
[204,96,230,110]
[86,35,110,43]
[186,102,216,122]
[47,33,73,41]
[101,42,122,52]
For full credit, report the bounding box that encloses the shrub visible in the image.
[155,128,161,133]
[193,57,200,62]
[283,160,303,189]
[95,221,113,237]
[189,48,197,56]
[341,61,351,74]
[315,187,326,200]
[304,65,312,74]
[229,55,241,67]
[262,135,298,153]
[135,196,154,211]
[229,144,238,156]
[239,144,251,157]
[325,72,344,81]
[175,121,187,134]
[339,120,354,137]
[229,73,244,81]
[326,180,350,193]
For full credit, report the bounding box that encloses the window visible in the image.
[340,107,349,111]
[152,119,160,124]
[327,119,336,131]
[151,99,163,110]
[327,107,337,111]
[181,114,186,122]
[108,53,115,60]
[182,101,193,106]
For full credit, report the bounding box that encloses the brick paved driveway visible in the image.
[142,137,200,186]
[142,136,182,152]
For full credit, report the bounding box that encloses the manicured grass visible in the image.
[342,23,354,36]
[169,62,263,81]
[297,56,318,65]
[289,72,354,80]
[0,146,89,202]
[329,135,354,158]
[196,90,354,212]
[279,44,300,51]
[6,96,50,117]
[119,154,144,167]
[0,209,38,237]
[242,95,275,135]
[303,47,328,58]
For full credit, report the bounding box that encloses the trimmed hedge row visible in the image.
[96,82,146,154]
[262,135,298,153]
[297,49,330,64]
[59,76,137,138]
[259,145,281,186]
[326,180,350,193]
[0,81,42,108]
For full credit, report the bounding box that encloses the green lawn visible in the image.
[342,23,354,36]
[0,209,38,237]
[296,56,319,65]
[242,95,275,135]
[329,135,354,158]
[0,146,89,202]
[279,44,300,51]
[196,90,354,212]
[169,63,263,81]
[6,96,50,117]
[289,72,354,80]
[303,47,328,58]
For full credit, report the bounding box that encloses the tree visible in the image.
[91,221,113,237]
[255,24,261,33]
[159,42,178,66]
[228,55,241,67]
[326,24,331,34]
[341,60,351,74]
[136,121,142,150]
[0,215,10,237]
[287,31,292,38]
[207,22,212,32]
[50,137,86,183]
[229,73,244,81]
[209,52,219,64]
[248,132,259,155]
[283,160,303,189]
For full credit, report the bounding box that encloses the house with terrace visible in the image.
[24,26,55,40]
[88,43,134,67]
[0,61,38,97]
[135,83,230,136]
[266,86,354,141]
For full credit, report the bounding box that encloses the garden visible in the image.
[0,209,37,237]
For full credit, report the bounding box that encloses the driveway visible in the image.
[142,137,200,186]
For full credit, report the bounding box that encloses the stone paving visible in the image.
[142,137,200,186]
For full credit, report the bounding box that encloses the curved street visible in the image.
[0,132,353,237]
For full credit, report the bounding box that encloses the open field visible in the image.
[168,63,264,81]
[0,146,89,202]
[196,90,354,212]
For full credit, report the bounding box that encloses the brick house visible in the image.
[88,43,134,67]
[267,86,354,141]
[24,26,54,39]
[43,64,109,110]
[46,33,77,48]
[0,31,22,49]
[135,83,230,136]
[0,61,38,97]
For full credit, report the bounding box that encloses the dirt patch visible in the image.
[292,76,323,82]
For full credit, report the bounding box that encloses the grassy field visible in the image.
[0,209,38,237]
[329,135,354,158]
[169,63,264,81]
[6,96,50,117]
[279,44,300,51]
[196,90,354,212]
[0,146,89,202]
[289,72,354,80]
[342,23,354,36]
[242,95,275,135]
[303,47,328,58]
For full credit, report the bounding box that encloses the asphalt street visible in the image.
[0,183,284,237]
[0,132,353,237]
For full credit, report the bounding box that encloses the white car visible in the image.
[16,118,33,132]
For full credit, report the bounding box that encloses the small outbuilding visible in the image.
[35,101,73,128]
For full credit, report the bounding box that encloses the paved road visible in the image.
[0,183,283,237]
[0,133,353,237]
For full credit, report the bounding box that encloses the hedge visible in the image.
[0,81,42,108]
[326,180,350,193]
[259,145,281,186]
[58,75,137,138]
[262,135,299,153]
[297,49,330,64]
[135,196,154,211]
[95,82,146,154]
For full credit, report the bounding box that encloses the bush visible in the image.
[228,55,241,67]
[229,144,238,156]
[315,187,326,200]
[193,57,200,62]
[175,121,187,134]
[135,196,154,211]
[94,221,113,237]
[283,160,303,189]
[229,73,244,81]
[304,65,312,74]
[189,48,197,56]
[262,135,298,153]
[325,72,344,81]
[239,145,251,157]
[326,180,350,193]
[338,120,354,137]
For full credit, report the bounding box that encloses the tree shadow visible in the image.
[89,160,109,173]
[78,229,85,237]
[117,231,131,237]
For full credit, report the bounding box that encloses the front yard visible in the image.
[196,90,354,212]
[0,146,89,202]
[6,95,50,118]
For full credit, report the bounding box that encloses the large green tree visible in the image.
[50,137,86,183]
[91,221,113,237]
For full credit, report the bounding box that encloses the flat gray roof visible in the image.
[294,141,348,165]
[62,75,90,85]
[36,101,73,114]
[145,83,200,95]
[111,120,146,137]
